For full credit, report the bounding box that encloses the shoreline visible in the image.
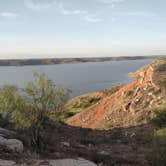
[0,55,161,67]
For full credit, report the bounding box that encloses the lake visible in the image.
[0,59,152,98]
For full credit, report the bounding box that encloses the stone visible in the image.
[0,128,15,137]
[0,136,23,153]
[49,158,97,166]
[88,143,93,148]
[0,159,16,166]
[130,133,136,138]
[61,142,70,147]
[99,150,110,155]
[148,92,153,96]
[76,144,87,149]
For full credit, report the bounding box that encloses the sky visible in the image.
[0,0,166,59]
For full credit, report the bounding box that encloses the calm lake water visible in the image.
[0,59,152,98]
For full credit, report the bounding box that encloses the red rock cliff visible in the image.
[67,58,166,129]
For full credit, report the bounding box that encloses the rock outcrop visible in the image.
[0,127,23,157]
[0,137,23,153]
[0,158,97,166]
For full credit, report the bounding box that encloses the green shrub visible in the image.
[150,105,166,128]
[102,85,122,96]
[148,105,166,165]
[148,128,166,166]
[147,87,155,93]
[0,114,10,127]
[72,96,100,109]
[157,63,166,72]
[0,73,70,149]
[123,90,134,99]
[60,111,75,120]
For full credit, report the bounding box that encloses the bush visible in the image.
[102,84,122,96]
[0,73,70,149]
[126,90,134,97]
[123,90,134,99]
[149,128,166,166]
[148,105,166,166]
[150,105,166,128]
[157,63,166,72]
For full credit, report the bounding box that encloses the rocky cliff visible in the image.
[67,58,166,129]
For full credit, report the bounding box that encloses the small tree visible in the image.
[0,73,70,148]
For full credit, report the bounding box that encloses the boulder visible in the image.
[0,159,16,166]
[99,150,110,155]
[0,128,15,137]
[0,136,23,153]
[61,142,70,147]
[49,158,97,166]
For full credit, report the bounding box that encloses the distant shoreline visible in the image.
[0,55,163,66]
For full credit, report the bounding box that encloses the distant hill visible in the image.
[0,55,162,66]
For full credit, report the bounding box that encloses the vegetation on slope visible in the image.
[64,84,123,120]
[148,105,166,166]
[67,58,166,129]
[150,105,166,128]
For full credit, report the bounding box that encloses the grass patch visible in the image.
[64,96,101,119]
[60,111,76,120]
[148,105,166,165]
[71,96,100,109]
[148,128,166,166]
[123,90,134,99]
[101,85,122,96]
[147,87,155,93]
[157,63,166,72]
[150,105,166,128]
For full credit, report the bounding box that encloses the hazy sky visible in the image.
[0,0,166,59]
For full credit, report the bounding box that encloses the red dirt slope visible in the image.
[67,58,166,129]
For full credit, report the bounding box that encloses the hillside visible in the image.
[0,58,165,166]
[67,58,166,129]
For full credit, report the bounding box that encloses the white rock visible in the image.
[150,100,154,105]
[0,159,16,166]
[99,150,110,155]
[0,128,15,137]
[61,142,70,147]
[148,93,153,96]
[49,158,97,166]
[0,136,23,153]
[76,144,87,149]
[130,133,136,138]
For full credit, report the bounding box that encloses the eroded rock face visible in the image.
[67,59,166,129]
